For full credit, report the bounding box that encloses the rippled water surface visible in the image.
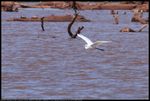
[2,7,149,99]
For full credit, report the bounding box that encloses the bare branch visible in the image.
[67,1,84,38]
[72,1,78,14]
[41,17,45,31]
[67,13,84,38]
[138,24,148,32]
[67,13,78,38]
[76,26,84,34]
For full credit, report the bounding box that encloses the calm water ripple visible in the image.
[2,7,149,99]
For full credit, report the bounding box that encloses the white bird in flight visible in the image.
[77,34,111,51]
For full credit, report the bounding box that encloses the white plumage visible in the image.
[77,34,111,50]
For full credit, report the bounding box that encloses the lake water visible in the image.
[2,7,149,99]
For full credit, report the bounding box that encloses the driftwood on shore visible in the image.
[131,14,148,24]
[6,14,90,22]
[120,27,136,32]
[120,24,148,32]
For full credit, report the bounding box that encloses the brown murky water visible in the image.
[2,7,149,99]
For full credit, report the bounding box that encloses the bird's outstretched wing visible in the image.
[91,41,111,47]
[77,34,93,45]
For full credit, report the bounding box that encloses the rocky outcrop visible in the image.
[7,14,90,22]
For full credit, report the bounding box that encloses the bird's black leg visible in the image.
[95,48,105,51]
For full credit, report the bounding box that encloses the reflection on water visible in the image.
[2,7,149,99]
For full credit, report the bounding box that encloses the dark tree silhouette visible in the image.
[41,17,45,31]
[72,1,78,14]
[67,13,84,38]
[67,1,84,38]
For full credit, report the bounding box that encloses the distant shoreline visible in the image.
[2,1,149,11]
